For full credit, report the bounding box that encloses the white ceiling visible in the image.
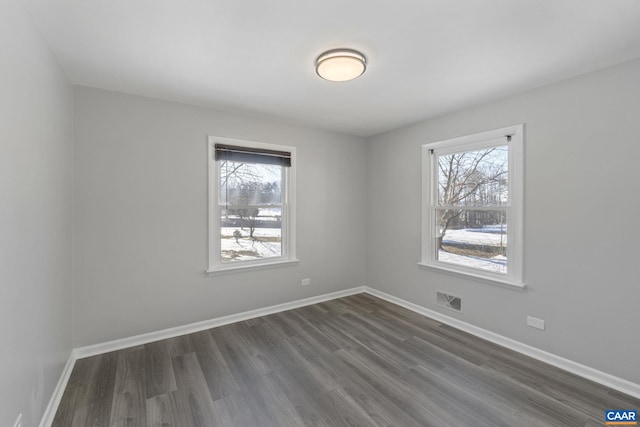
[22,0,640,137]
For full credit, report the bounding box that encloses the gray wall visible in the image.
[73,60,640,384]
[73,87,367,347]
[3,8,637,422]
[366,58,640,384]
[0,1,73,426]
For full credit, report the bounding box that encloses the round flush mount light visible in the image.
[315,49,367,82]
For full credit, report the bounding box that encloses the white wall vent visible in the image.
[436,291,462,312]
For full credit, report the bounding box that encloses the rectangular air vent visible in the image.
[436,291,462,312]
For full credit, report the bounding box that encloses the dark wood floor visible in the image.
[52,293,639,427]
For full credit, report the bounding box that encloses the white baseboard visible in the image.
[40,284,640,427]
[73,286,366,359]
[40,286,365,427]
[364,286,640,400]
[38,353,76,427]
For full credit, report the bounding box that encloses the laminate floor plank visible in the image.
[239,375,306,427]
[302,350,423,427]
[304,318,362,352]
[319,310,405,354]
[163,334,195,359]
[279,310,341,354]
[283,306,362,352]
[59,352,118,427]
[481,351,626,420]
[400,322,491,367]
[351,310,415,341]
[212,392,259,427]
[282,346,344,393]
[209,324,270,391]
[189,330,240,401]
[374,300,443,329]
[145,392,187,427]
[247,322,302,371]
[171,352,219,427]
[245,321,295,373]
[143,340,177,399]
[244,316,266,327]
[413,355,588,427]
[329,297,378,316]
[109,347,146,427]
[405,363,534,427]
[272,356,379,426]
[266,367,336,427]
[263,312,298,338]
[313,300,356,317]
[321,388,381,427]
[338,346,456,427]
[51,356,99,427]
[68,404,90,427]
[71,401,112,427]
[329,349,431,427]
[224,322,277,375]
[53,294,640,426]
[334,322,416,374]
[607,388,640,409]
[303,303,331,318]
[275,333,320,366]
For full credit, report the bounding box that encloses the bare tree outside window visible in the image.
[435,146,509,273]
[219,160,283,262]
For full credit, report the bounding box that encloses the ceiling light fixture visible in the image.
[315,49,367,82]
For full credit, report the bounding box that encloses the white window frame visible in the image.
[207,136,297,273]
[419,124,525,289]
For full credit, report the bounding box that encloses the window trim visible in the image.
[207,136,297,273]
[419,124,525,289]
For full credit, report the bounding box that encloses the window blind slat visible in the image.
[215,144,291,167]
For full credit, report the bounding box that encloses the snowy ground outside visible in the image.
[220,227,281,262]
[219,224,507,274]
[438,250,506,273]
[440,226,507,274]
[442,227,507,246]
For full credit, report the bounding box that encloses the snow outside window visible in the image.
[420,125,524,288]
[207,137,297,273]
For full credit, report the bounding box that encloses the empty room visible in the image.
[2,0,640,426]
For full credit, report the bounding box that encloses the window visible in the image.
[420,124,524,287]
[208,137,297,272]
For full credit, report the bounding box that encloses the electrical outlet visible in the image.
[13,413,22,427]
[301,278,311,286]
[527,316,545,330]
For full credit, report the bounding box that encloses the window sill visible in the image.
[417,261,525,291]
[206,258,300,275]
